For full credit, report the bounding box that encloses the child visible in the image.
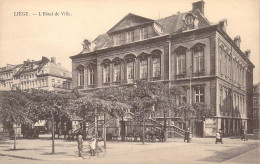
[77,135,83,157]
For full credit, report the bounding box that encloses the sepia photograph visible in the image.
[0,0,259,163]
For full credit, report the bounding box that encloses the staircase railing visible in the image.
[147,118,186,137]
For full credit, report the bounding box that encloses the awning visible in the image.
[34,120,47,127]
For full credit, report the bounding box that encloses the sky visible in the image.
[0,0,259,83]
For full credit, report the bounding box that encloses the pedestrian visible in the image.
[215,129,223,144]
[184,128,191,143]
[90,134,97,156]
[241,129,248,141]
[77,135,83,157]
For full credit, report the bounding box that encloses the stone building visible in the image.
[70,1,254,136]
[0,56,72,91]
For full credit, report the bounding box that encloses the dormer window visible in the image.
[140,27,148,40]
[185,15,194,25]
[113,34,121,46]
[126,31,134,43]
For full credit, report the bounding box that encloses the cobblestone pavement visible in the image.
[0,134,259,164]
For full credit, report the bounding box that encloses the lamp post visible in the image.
[189,64,192,104]
[188,64,192,130]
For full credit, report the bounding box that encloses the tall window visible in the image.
[219,49,222,74]
[113,34,121,46]
[78,68,84,87]
[52,79,55,87]
[103,65,110,83]
[140,58,148,78]
[194,48,204,73]
[220,88,223,110]
[127,61,134,81]
[177,53,186,74]
[114,64,121,82]
[45,78,48,87]
[229,57,232,77]
[89,68,95,85]
[153,56,161,77]
[126,31,134,43]
[140,27,148,40]
[195,87,204,102]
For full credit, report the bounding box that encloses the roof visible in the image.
[70,10,211,59]
[0,64,22,73]
[13,57,71,78]
[48,62,72,78]
[14,57,50,76]
[157,9,210,34]
[107,13,155,34]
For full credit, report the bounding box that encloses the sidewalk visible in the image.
[222,147,259,164]
[0,135,259,162]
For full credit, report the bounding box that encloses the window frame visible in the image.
[194,86,204,103]
[78,68,84,87]
[193,47,204,73]
[152,55,161,77]
[140,57,148,79]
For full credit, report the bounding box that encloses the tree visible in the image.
[193,102,215,122]
[93,86,134,141]
[178,103,196,129]
[0,89,34,150]
[29,89,76,154]
[73,90,132,147]
[130,80,164,144]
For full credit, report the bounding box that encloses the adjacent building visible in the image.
[0,56,72,91]
[253,83,260,130]
[70,1,254,136]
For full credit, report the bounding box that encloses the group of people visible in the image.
[77,134,97,158]
[183,128,249,144]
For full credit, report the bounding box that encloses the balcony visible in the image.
[175,73,187,79]
[192,71,205,77]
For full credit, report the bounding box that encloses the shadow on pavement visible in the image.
[3,148,44,151]
[198,143,259,163]
[41,152,68,155]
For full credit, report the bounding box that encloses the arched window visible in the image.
[76,64,85,88]
[113,57,121,82]
[192,43,205,74]
[102,59,111,83]
[124,54,136,83]
[174,46,187,79]
[152,50,162,77]
[78,68,84,87]
[87,61,96,85]
[138,53,148,79]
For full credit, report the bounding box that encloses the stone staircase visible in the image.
[147,118,186,137]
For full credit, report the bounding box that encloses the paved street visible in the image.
[0,134,259,164]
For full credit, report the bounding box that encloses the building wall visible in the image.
[71,24,254,137]
[72,37,169,90]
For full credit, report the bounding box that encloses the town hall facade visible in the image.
[70,1,254,137]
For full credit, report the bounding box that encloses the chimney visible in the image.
[192,1,205,15]
[51,57,56,64]
[234,36,241,48]
[244,49,251,58]
[219,19,228,32]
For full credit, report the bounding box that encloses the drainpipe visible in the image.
[168,35,172,138]
[169,35,172,88]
